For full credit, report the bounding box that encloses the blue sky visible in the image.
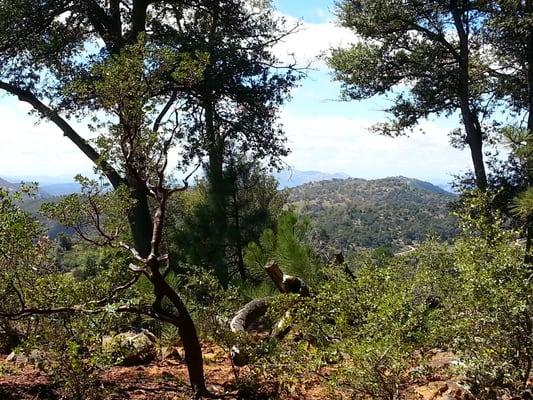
[0,0,473,184]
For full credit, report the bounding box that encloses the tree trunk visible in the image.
[206,100,230,286]
[464,113,487,190]
[526,0,533,263]
[452,1,488,190]
[150,270,208,397]
[128,187,154,258]
[122,178,208,395]
[230,168,247,280]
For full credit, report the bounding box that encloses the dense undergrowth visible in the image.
[1,185,532,399]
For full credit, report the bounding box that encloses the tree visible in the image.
[171,158,285,284]
[484,0,533,259]
[328,0,498,189]
[0,1,297,395]
[172,1,299,274]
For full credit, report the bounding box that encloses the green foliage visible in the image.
[328,0,495,137]
[171,161,285,285]
[243,190,531,398]
[41,176,133,242]
[288,177,457,251]
[484,0,533,116]
[245,210,320,285]
[21,314,119,400]
[0,187,153,393]
[445,200,532,395]
[177,266,241,342]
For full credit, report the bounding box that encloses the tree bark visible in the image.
[264,261,310,296]
[206,99,230,286]
[525,0,533,263]
[230,168,247,280]
[451,1,488,190]
[230,298,271,333]
[128,187,154,259]
[150,269,208,397]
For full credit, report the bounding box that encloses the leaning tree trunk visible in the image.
[150,269,208,397]
[124,179,208,396]
[452,3,488,190]
[229,261,310,366]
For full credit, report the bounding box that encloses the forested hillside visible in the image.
[0,1,532,400]
[0,178,18,192]
[0,178,68,238]
[288,177,457,250]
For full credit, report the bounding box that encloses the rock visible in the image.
[414,381,449,400]
[410,380,474,400]
[5,351,22,363]
[428,351,460,370]
[161,346,183,361]
[102,331,157,366]
[5,349,45,368]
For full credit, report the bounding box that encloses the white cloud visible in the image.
[274,13,359,68]
[272,12,475,182]
[281,110,473,181]
[0,98,95,178]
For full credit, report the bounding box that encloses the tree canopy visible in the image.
[328,0,502,188]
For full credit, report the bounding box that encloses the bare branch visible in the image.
[153,89,179,133]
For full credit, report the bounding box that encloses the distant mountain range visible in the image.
[2,170,454,194]
[288,176,457,251]
[0,177,18,192]
[1,173,456,248]
[275,169,351,189]
[40,182,82,196]
[0,177,68,238]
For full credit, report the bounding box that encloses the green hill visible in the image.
[288,177,457,251]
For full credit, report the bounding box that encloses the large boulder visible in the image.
[102,330,157,366]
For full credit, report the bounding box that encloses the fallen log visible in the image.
[229,261,310,366]
[230,297,271,334]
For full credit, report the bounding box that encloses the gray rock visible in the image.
[102,331,157,366]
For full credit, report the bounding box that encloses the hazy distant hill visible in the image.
[2,173,457,246]
[0,177,18,192]
[41,182,82,196]
[288,176,457,251]
[0,177,51,198]
[275,169,350,189]
[0,177,69,238]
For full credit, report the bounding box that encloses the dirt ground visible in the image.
[0,344,495,400]
[0,343,332,400]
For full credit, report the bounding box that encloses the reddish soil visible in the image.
[0,343,332,400]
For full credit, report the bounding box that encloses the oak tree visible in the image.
[329,0,497,189]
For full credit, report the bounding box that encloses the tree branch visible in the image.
[0,81,124,189]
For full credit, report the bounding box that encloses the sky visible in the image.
[0,0,473,185]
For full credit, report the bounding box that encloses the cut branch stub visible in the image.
[229,261,311,366]
[333,251,356,280]
[264,260,309,296]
